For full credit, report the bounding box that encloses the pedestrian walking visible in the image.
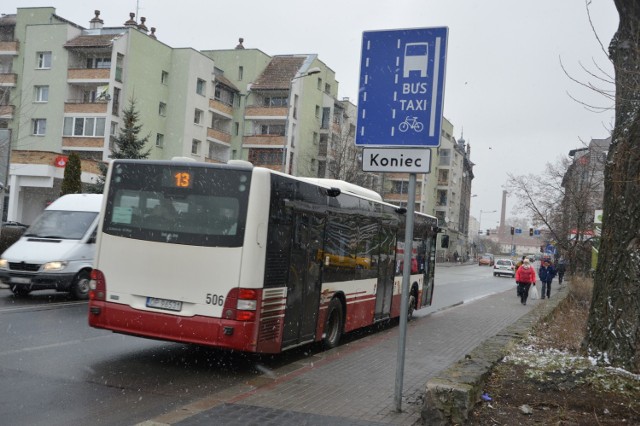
[556,258,566,286]
[538,259,556,299]
[515,258,536,305]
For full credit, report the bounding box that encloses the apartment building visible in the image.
[0,8,222,224]
[205,46,343,178]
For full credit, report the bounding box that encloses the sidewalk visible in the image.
[139,286,545,426]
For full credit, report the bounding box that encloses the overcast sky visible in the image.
[5,0,619,226]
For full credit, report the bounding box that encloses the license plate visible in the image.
[146,297,182,312]
[10,277,31,284]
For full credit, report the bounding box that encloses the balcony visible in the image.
[0,73,17,87]
[67,68,110,82]
[209,98,233,116]
[0,41,19,55]
[243,134,285,147]
[244,105,287,119]
[207,127,231,144]
[0,104,14,119]
[64,101,108,114]
[62,137,105,148]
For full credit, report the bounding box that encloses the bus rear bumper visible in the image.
[88,301,259,352]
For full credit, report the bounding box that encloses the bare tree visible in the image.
[583,0,640,373]
[325,130,368,186]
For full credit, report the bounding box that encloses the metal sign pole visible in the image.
[394,172,417,412]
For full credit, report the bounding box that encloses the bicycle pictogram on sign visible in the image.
[398,116,424,133]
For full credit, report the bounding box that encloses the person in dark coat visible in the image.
[538,259,556,299]
[556,258,566,285]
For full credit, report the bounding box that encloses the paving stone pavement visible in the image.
[140,288,538,426]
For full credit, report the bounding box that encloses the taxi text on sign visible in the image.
[356,27,448,148]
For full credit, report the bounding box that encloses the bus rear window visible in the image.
[103,163,251,247]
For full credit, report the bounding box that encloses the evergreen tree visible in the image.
[60,152,82,195]
[91,98,151,193]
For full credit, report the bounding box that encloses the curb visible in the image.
[421,284,569,425]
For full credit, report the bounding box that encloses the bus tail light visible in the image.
[89,268,106,302]
[223,288,260,321]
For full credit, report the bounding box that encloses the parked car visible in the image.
[493,258,516,277]
[478,254,494,266]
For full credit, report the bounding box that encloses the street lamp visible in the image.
[282,67,322,173]
[479,209,497,233]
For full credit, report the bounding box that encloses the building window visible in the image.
[156,133,164,148]
[214,85,234,106]
[315,105,320,118]
[34,86,49,102]
[392,181,407,194]
[159,102,167,116]
[161,70,169,84]
[194,109,203,125]
[36,52,51,69]
[238,66,243,81]
[437,169,449,185]
[439,148,451,166]
[191,139,201,155]
[436,189,448,206]
[317,78,322,90]
[110,122,118,136]
[112,87,120,116]
[234,122,239,136]
[263,96,288,107]
[86,57,111,69]
[63,117,106,137]
[196,78,206,96]
[32,119,46,135]
[259,124,285,135]
[325,83,331,94]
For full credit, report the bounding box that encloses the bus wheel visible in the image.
[10,285,31,297]
[407,294,416,321]
[71,270,91,300]
[323,298,344,349]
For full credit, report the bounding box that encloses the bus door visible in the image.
[374,225,396,320]
[281,212,325,347]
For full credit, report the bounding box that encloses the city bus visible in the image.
[88,159,439,353]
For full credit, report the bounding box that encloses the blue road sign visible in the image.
[515,228,522,234]
[356,27,448,147]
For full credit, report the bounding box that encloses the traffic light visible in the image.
[529,228,534,236]
[486,229,490,236]
[510,226,514,235]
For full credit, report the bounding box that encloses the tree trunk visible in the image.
[582,0,640,373]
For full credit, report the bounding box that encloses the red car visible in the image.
[478,254,494,266]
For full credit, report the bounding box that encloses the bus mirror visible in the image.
[441,235,450,248]
[326,187,341,197]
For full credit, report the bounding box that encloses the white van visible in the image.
[0,194,103,299]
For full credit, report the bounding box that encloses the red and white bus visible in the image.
[88,159,439,353]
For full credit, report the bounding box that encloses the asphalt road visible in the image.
[0,263,513,425]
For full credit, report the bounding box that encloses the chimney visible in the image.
[235,38,245,49]
[500,190,507,235]
[138,17,148,33]
[149,27,157,39]
[90,10,104,29]
[124,12,137,27]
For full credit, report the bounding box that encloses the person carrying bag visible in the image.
[515,259,537,305]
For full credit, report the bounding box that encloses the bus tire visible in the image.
[407,293,416,321]
[10,285,31,297]
[71,270,91,300]
[323,298,344,349]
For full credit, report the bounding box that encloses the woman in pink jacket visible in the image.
[515,259,537,305]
